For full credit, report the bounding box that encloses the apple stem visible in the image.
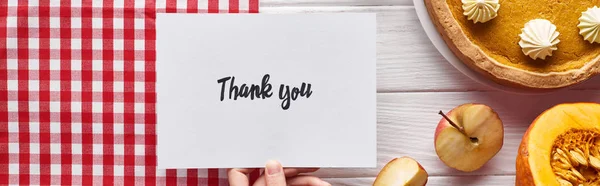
[438,110,468,136]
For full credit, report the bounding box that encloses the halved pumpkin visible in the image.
[516,103,600,186]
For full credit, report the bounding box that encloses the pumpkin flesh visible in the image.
[516,103,600,186]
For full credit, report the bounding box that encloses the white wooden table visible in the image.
[261,0,600,185]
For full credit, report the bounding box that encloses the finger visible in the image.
[228,168,257,186]
[287,176,331,186]
[254,168,321,186]
[265,160,287,186]
[283,168,320,177]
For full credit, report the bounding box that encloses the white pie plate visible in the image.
[412,0,555,94]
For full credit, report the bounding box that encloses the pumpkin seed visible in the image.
[570,150,587,167]
[590,156,600,170]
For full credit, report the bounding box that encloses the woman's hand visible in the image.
[228,160,331,186]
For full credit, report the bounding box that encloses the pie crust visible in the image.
[424,0,600,90]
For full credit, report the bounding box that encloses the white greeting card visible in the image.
[156,13,376,168]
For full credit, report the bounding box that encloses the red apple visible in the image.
[434,104,504,172]
[373,157,428,186]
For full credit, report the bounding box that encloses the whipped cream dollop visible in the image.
[462,0,500,23]
[518,19,560,60]
[578,6,600,44]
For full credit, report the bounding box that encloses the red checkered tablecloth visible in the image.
[1,0,258,185]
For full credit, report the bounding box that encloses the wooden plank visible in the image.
[261,0,408,7]
[306,90,600,178]
[323,175,515,185]
[261,6,600,92]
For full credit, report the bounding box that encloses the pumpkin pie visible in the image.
[425,0,600,89]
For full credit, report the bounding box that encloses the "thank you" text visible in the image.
[217,74,313,110]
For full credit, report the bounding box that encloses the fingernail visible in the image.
[266,160,282,175]
[321,181,331,186]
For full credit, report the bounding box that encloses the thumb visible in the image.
[265,160,286,186]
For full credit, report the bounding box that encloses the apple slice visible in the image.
[434,104,504,172]
[373,157,428,186]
